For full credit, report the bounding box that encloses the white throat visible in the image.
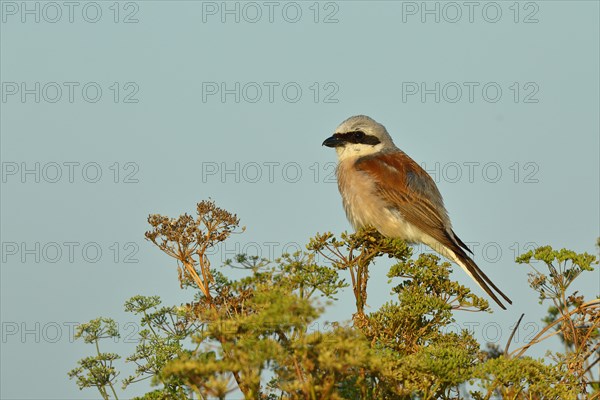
[335,143,385,162]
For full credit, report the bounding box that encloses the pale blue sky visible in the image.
[1,1,599,398]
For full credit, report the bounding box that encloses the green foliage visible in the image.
[68,318,121,400]
[516,245,597,303]
[121,295,197,399]
[513,245,600,396]
[472,356,581,399]
[69,201,600,399]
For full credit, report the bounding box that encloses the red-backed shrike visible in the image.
[322,115,511,309]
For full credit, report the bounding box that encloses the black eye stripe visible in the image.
[334,131,381,146]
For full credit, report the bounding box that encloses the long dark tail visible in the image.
[450,245,512,310]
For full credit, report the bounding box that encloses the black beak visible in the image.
[322,135,343,148]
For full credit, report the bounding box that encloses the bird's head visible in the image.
[322,115,397,161]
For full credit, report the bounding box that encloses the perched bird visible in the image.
[322,115,512,309]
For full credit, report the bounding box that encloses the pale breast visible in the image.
[336,158,425,242]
